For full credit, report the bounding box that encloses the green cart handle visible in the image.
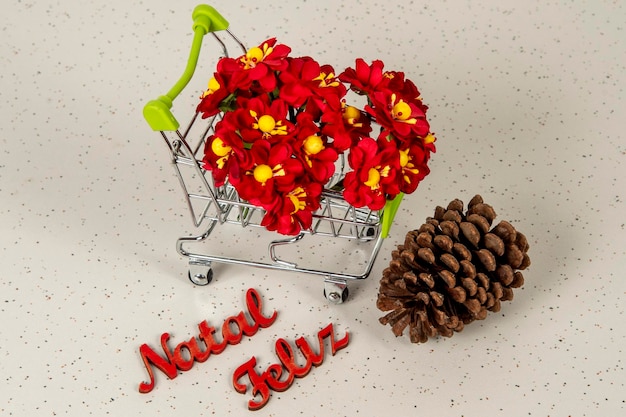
[143,5,229,131]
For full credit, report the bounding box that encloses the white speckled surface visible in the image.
[2,0,625,415]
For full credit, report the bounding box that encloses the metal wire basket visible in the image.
[144,5,387,303]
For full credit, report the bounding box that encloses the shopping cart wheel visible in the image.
[323,278,349,304]
[188,262,213,286]
[324,287,349,304]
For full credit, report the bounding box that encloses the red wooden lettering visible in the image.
[232,323,350,410]
[246,287,278,329]
[275,337,312,378]
[233,357,272,411]
[222,313,245,345]
[317,323,350,355]
[266,340,296,391]
[198,320,227,356]
[294,336,324,368]
[173,338,196,371]
[138,333,177,393]
[138,288,277,393]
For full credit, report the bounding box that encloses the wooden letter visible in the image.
[246,288,278,329]
[138,333,177,393]
[233,357,272,411]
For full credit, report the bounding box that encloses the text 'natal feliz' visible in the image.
[137,288,350,410]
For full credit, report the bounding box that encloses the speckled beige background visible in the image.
[2,0,625,415]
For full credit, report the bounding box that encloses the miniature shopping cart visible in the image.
[143,5,395,303]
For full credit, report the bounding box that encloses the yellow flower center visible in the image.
[240,43,274,69]
[314,71,339,88]
[288,187,307,214]
[211,137,231,157]
[398,150,419,184]
[247,47,264,61]
[392,100,412,121]
[250,112,287,137]
[399,149,410,167]
[208,76,220,92]
[201,77,221,98]
[364,168,381,188]
[424,133,436,144]
[257,115,276,133]
[303,135,324,155]
[241,46,264,69]
[253,164,274,184]
[343,105,360,121]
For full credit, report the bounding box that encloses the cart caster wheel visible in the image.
[188,264,213,286]
[323,286,349,304]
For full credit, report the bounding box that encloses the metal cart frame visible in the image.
[143,5,388,303]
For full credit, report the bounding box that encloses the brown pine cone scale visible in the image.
[377,195,531,344]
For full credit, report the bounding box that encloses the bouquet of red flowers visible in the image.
[197,38,436,236]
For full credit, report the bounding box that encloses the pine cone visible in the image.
[377,195,530,343]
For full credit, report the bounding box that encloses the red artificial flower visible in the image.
[240,38,291,71]
[307,64,347,114]
[366,90,430,139]
[234,96,294,144]
[202,115,251,186]
[218,38,291,93]
[196,38,437,235]
[260,182,323,235]
[342,137,400,210]
[197,71,235,118]
[234,140,304,209]
[279,58,346,120]
[278,57,322,108]
[292,112,338,184]
[383,72,416,99]
[380,71,431,118]
[339,59,386,95]
[321,101,372,152]
[421,132,437,153]
[395,141,431,194]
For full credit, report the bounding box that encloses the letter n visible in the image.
[138,333,178,393]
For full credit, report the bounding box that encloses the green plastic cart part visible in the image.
[143,5,229,132]
[381,193,404,239]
